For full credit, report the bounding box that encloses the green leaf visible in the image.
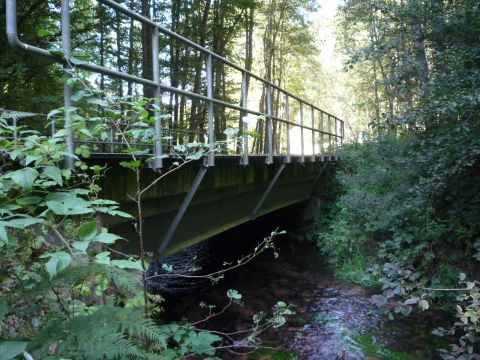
[16,196,42,205]
[111,260,144,271]
[25,154,41,165]
[95,252,111,265]
[86,98,108,107]
[71,90,87,102]
[0,223,7,244]
[43,166,63,186]
[46,196,93,216]
[72,241,90,252]
[5,217,43,229]
[226,289,242,300]
[40,251,72,279]
[47,109,62,119]
[0,341,28,360]
[37,29,53,37]
[119,160,141,170]
[78,221,97,242]
[93,232,123,244]
[10,168,39,189]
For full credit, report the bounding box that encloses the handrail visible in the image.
[5,0,345,169]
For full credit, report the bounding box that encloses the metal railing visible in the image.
[5,0,344,169]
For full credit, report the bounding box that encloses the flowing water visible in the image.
[148,207,450,360]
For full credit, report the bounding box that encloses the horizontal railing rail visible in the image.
[5,0,344,169]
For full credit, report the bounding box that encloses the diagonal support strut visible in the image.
[306,162,328,199]
[252,163,286,219]
[157,166,208,255]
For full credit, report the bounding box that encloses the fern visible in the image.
[0,110,36,121]
[28,307,169,359]
[111,267,143,295]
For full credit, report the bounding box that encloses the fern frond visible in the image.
[0,111,37,121]
[111,267,143,295]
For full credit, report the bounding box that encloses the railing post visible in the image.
[300,101,304,163]
[241,71,249,166]
[328,114,332,160]
[110,128,114,153]
[335,117,339,150]
[285,94,291,163]
[206,54,215,166]
[320,111,324,160]
[266,83,273,164]
[311,107,315,161]
[152,26,163,170]
[61,0,74,169]
[341,120,345,145]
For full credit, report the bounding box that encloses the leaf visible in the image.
[5,217,43,229]
[71,90,87,102]
[0,341,28,360]
[46,196,93,216]
[0,223,7,244]
[47,109,62,119]
[93,233,122,244]
[404,297,420,305]
[40,252,72,279]
[95,252,111,265]
[43,166,63,186]
[72,241,90,252]
[37,29,53,37]
[111,260,144,271]
[16,196,42,205]
[10,168,39,189]
[119,160,141,170]
[25,154,41,165]
[273,316,287,328]
[86,97,108,107]
[227,289,242,300]
[78,221,97,242]
[418,300,429,311]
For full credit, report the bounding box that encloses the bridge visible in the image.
[5,0,344,256]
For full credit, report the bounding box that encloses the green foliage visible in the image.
[319,0,480,358]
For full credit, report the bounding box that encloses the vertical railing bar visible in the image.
[266,83,273,164]
[61,0,74,169]
[241,71,249,166]
[110,128,114,153]
[285,94,291,163]
[311,106,315,161]
[320,111,324,160]
[206,54,215,166]
[152,26,163,170]
[328,114,332,160]
[300,101,304,163]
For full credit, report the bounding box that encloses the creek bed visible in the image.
[154,213,450,359]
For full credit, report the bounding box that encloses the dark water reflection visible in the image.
[152,206,449,359]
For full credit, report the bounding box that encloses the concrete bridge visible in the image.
[5,0,344,256]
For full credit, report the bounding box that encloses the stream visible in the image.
[148,206,450,360]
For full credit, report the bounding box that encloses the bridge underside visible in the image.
[95,155,334,257]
